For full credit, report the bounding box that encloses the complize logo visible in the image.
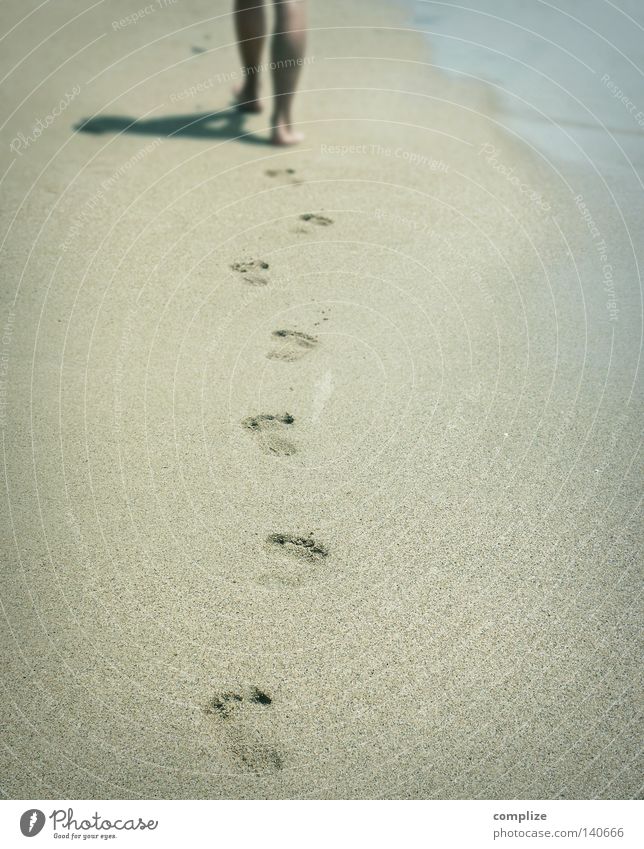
[20,810,45,837]
[18,807,158,838]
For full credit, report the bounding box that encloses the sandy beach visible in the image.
[1,0,642,799]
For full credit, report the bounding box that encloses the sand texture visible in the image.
[0,0,642,799]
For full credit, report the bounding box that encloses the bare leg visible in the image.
[270,0,306,145]
[233,0,267,113]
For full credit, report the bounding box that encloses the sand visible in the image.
[0,0,641,799]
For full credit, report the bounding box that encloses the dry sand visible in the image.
[0,0,642,799]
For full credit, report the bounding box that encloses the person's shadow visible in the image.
[74,107,269,145]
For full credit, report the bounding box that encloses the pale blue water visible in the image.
[404,0,644,174]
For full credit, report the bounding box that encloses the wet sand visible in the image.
[0,0,641,798]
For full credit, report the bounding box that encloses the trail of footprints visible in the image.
[230,206,333,287]
[210,190,333,775]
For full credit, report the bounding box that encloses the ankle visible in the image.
[240,74,259,96]
[271,110,291,127]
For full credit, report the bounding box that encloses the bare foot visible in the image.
[233,82,263,113]
[270,117,304,146]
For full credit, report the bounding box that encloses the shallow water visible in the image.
[408,0,644,175]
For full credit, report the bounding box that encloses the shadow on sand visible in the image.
[74,108,269,145]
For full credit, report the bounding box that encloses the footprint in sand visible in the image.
[232,742,283,775]
[205,686,272,719]
[231,259,270,286]
[242,413,296,456]
[300,212,333,226]
[267,329,318,362]
[205,691,243,720]
[205,687,282,774]
[265,167,301,185]
[265,533,329,561]
[257,532,329,588]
